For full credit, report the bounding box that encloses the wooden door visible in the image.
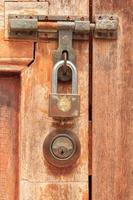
[0,0,133,200]
[92,1,133,200]
[1,1,89,199]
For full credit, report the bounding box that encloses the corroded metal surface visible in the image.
[43,129,81,168]
[8,14,118,40]
[49,94,80,118]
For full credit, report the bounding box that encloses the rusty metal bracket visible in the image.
[8,15,38,40]
[53,30,75,64]
[8,15,118,80]
[8,14,118,40]
[8,15,90,40]
[94,15,118,39]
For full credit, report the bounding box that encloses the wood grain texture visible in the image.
[0,65,26,72]
[20,39,89,200]
[92,1,133,200]
[48,0,88,16]
[0,1,42,67]
[89,121,92,175]
[0,0,89,199]
[0,1,49,67]
[0,74,20,200]
[19,1,89,200]
[20,182,88,200]
[5,2,49,38]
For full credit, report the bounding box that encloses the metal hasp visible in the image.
[8,15,118,40]
[53,30,75,65]
[8,15,118,75]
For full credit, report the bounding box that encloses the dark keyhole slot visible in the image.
[61,150,64,155]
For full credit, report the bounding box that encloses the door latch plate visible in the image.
[8,15,38,39]
[8,15,118,40]
[94,15,118,39]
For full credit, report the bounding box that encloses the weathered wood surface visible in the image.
[93,1,133,200]
[0,74,20,200]
[0,1,89,199]
[5,2,49,39]
[20,29,89,200]
[89,121,92,175]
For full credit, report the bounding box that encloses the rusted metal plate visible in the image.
[4,2,49,39]
[49,94,80,118]
[94,15,118,39]
[8,14,118,40]
[8,14,90,40]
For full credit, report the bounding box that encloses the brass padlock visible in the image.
[49,60,80,118]
[43,129,81,168]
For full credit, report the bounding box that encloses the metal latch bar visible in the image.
[9,19,94,33]
[8,15,118,40]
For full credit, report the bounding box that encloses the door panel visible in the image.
[20,31,89,200]
[0,0,89,199]
[0,74,20,200]
[2,0,132,199]
[92,1,133,200]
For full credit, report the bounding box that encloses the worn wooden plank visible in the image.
[48,0,88,16]
[20,182,88,200]
[0,1,4,28]
[19,0,89,198]
[92,1,133,200]
[5,2,49,38]
[0,33,34,65]
[0,74,20,200]
[0,1,49,68]
[6,0,52,1]
[0,65,26,72]
[0,1,89,199]
[89,121,92,175]
[20,39,89,199]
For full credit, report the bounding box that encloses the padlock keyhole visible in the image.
[59,146,66,156]
[61,149,64,155]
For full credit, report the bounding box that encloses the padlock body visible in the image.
[49,94,80,118]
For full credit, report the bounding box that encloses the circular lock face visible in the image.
[50,135,75,159]
[43,129,81,168]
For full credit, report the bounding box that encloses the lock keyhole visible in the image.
[51,135,75,159]
[61,149,64,155]
[58,146,67,157]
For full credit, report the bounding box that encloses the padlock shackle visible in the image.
[52,60,78,94]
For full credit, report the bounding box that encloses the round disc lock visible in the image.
[43,129,81,168]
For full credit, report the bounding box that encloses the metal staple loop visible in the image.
[62,51,68,74]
